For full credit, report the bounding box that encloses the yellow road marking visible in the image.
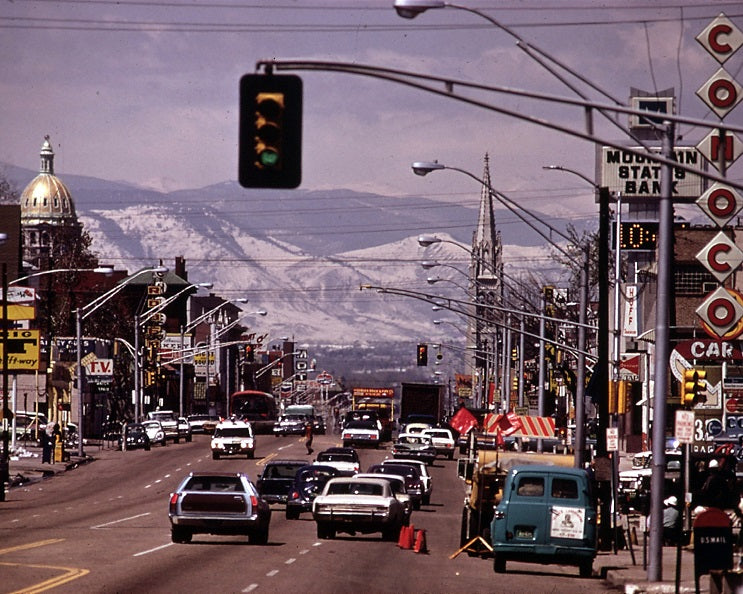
[0,539,90,593]
[1,562,89,594]
[257,452,277,466]
[0,539,65,556]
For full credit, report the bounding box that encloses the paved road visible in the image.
[1,433,616,593]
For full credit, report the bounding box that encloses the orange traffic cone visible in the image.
[398,524,414,549]
[413,529,428,554]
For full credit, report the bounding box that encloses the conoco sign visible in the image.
[697,182,743,227]
[696,231,743,283]
[696,13,743,64]
[696,287,743,339]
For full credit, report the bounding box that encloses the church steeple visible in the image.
[471,153,502,287]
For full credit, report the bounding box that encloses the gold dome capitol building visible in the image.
[19,135,85,273]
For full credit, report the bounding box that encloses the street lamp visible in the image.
[76,266,168,457]
[178,298,249,418]
[134,281,213,421]
[9,267,114,286]
[411,160,591,461]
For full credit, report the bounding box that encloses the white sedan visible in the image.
[422,427,456,460]
[312,477,407,541]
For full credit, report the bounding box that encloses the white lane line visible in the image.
[242,585,259,592]
[91,512,151,530]
[298,549,310,555]
[312,542,323,547]
[133,542,174,557]
[164,474,171,478]
[266,569,279,577]
[285,558,296,565]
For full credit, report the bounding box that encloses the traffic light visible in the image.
[681,368,707,407]
[239,73,302,189]
[245,344,255,363]
[417,344,428,366]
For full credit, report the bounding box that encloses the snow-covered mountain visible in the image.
[3,164,567,346]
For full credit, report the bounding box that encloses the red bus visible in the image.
[229,390,279,434]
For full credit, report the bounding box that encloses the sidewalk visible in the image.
[593,540,713,593]
[4,440,112,488]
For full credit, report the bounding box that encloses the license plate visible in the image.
[515,527,534,539]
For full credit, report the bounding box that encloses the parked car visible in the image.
[618,450,682,514]
[341,419,381,448]
[257,460,308,504]
[490,465,597,577]
[187,414,217,433]
[313,447,360,476]
[312,476,407,540]
[365,464,423,511]
[211,419,255,459]
[391,433,437,465]
[355,472,412,525]
[273,414,310,436]
[382,458,433,506]
[119,422,151,451]
[178,417,193,442]
[146,410,180,442]
[285,464,341,520]
[168,472,271,545]
[141,420,167,447]
[422,427,456,460]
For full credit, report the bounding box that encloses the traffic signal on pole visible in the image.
[417,344,428,366]
[239,73,302,189]
[681,368,706,407]
[245,344,255,363]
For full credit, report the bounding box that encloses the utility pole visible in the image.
[647,122,675,582]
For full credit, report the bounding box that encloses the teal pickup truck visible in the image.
[490,465,597,578]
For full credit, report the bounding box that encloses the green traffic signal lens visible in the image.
[259,149,280,167]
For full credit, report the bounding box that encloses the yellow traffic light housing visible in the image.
[681,368,707,407]
[239,73,302,188]
[417,344,428,366]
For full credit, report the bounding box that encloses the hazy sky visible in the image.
[2,0,742,226]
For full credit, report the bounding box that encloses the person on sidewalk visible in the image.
[304,421,314,455]
[662,495,682,545]
[41,424,54,464]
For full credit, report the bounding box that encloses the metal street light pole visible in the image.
[76,266,168,456]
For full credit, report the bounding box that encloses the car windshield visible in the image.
[281,415,306,422]
[143,421,160,429]
[318,453,355,463]
[214,427,252,438]
[373,465,418,478]
[326,482,383,496]
[265,465,303,479]
[346,421,377,430]
[184,476,245,492]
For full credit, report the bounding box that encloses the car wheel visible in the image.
[413,500,421,511]
[171,526,192,544]
[286,508,300,520]
[317,523,335,539]
[186,434,192,443]
[343,441,349,448]
[579,559,592,578]
[247,451,255,459]
[161,439,167,447]
[422,494,430,506]
[144,443,151,451]
[250,525,269,545]
[493,554,506,573]
[174,436,179,444]
[448,452,454,460]
[212,452,220,460]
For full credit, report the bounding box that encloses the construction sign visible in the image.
[0,329,41,371]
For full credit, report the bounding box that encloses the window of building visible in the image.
[674,265,717,296]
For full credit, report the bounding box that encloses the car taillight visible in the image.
[250,495,259,508]
[289,490,299,500]
[169,493,179,513]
